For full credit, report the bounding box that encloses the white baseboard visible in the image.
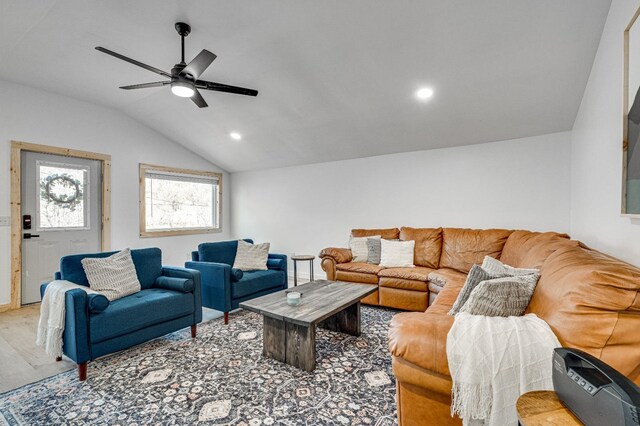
[287,270,327,286]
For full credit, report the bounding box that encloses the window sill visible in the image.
[140,228,222,238]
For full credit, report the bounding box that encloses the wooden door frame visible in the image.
[7,141,111,311]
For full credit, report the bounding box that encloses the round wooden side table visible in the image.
[291,255,315,287]
[517,390,582,426]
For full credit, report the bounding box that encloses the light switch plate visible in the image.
[0,216,9,227]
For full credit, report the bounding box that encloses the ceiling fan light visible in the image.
[171,80,195,97]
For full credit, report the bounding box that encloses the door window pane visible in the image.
[37,161,89,229]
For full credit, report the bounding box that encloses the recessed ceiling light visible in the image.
[230,132,242,141]
[416,87,434,100]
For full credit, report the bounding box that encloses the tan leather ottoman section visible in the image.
[379,287,428,311]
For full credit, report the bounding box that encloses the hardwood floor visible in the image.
[0,304,222,393]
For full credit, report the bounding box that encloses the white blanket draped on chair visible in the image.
[36,280,99,359]
[446,312,560,426]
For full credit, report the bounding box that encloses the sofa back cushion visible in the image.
[198,239,254,266]
[527,245,640,381]
[439,228,512,273]
[60,247,162,290]
[500,230,577,269]
[399,227,442,268]
[351,228,400,239]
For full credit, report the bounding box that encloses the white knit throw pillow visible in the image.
[81,248,141,301]
[379,239,415,268]
[233,240,270,271]
[349,235,381,263]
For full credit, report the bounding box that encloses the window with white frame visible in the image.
[140,164,221,237]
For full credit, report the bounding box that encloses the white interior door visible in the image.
[21,151,102,304]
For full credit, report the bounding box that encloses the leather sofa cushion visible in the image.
[379,277,429,292]
[400,227,443,268]
[232,270,285,299]
[389,311,454,376]
[336,270,379,284]
[428,268,467,289]
[336,262,385,274]
[351,228,400,239]
[527,245,640,380]
[439,228,512,273]
[500,230,577,269]
[428,272,467,315]
[379,266,433,282]
[90,288,194,343]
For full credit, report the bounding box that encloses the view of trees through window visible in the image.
[145,175,216,230]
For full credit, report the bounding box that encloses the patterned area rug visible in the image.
[0,307,398,425]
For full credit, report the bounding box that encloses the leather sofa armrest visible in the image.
[388,311,454,377]
[319,247,352,264]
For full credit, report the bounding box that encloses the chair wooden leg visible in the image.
[55,356,62,362]
[191,324,197,338]
[224,312,229,325]
[78,362,87,381]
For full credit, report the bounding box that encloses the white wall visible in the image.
[570,0,640,265]
[231,132,572,277]
[0,79,231,305]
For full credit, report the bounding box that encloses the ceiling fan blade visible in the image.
[196,80,258,97]
[181,49,217,79]
[95,47,171,78]
[191,89,208,108]
[119,81,170,90]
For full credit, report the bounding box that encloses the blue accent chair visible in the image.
[186,239,287,324]
[40,247,202,381]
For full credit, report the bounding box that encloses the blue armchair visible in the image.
[40,247,202,381]
[186,239,287,324]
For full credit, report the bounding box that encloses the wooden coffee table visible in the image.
[239,280,377,371]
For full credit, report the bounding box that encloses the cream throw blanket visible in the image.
[36,280,99,358]
[446,312,560,426]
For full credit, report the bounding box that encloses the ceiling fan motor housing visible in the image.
[175,22,191,37]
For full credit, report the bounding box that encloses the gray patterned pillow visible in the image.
[81,248,141,301]
[481,256,538,276]
[366,237,382,264]
[349,235,380,263]
[458,273,541,317]
[448,265,497,315]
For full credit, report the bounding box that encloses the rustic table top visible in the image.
[239,280,377,327]
[516,391,582,426]
[291,255,316,261]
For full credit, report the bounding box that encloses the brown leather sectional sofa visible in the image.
[319,227,640,426]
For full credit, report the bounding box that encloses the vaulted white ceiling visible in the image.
[0,1,611,172]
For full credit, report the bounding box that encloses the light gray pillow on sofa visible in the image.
[233,240,270,271]
[448,264,497,315]
[481,255,539,276]
[81,248,141,301]
[458,273,541,317]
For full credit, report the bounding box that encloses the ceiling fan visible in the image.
[95,22,258,108]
